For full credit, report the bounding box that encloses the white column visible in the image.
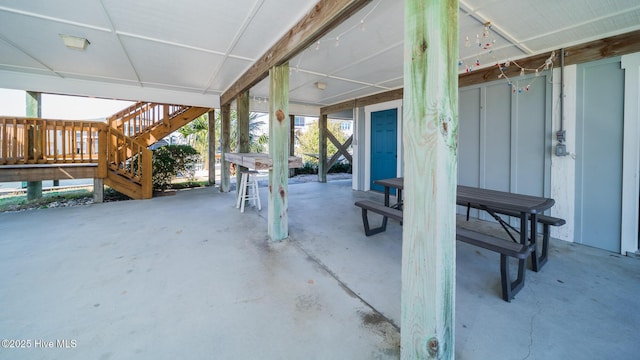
[550,65,577,242]
[621,52,640,254]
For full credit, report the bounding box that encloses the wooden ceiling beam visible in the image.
[221,0,373,106]
[321,88,403,115]
[460,29,640,88]
[563,29,640,65]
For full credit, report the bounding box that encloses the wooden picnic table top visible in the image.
[373,177,555,215]
[224,152,302,170]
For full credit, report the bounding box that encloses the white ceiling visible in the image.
[1,0,639,113]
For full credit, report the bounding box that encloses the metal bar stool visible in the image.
[236,170,261,213]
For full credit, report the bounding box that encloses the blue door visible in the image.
[371,109,398,193]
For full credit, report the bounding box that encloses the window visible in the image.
[294,116,305,127]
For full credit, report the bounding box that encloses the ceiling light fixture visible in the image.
[315,82,327,90]
[60,34,90,50]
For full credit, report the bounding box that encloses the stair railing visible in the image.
[106,126,152,197]
[108,102,193,139]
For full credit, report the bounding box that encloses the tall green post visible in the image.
[401,0,458,359]
[289,114,296,178]
[236,91,250,194]
[318,114,328,183]
[220,104,231,192]
[268,63,290,241]
[26,91,43,200]
[208,109,216,186]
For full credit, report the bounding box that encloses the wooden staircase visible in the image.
[105,102,210,199]
[0,102,210,200]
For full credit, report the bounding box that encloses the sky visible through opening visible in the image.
[0,88,134,120]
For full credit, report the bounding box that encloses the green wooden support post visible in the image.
[268,63,290,241]
[236,91,250,194]
[26,91,42,200]
[207,109,216,186]
[318,113,327,183]
[401,0,458,359]
[289,114,296,178]
[220,104,231,192]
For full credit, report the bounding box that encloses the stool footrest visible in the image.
[236,171,261,213]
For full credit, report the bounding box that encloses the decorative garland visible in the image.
[458,22,555,94]
[497,51,555,93]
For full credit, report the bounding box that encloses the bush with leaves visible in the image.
[295,161,318,175]
[328,161,352,174]
[152,145,200,191]
[293,160,351,175]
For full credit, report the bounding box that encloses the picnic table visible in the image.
[355,177,564,301]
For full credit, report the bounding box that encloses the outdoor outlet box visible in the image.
[555,143,567,156]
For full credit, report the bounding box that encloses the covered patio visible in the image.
[2,1,640,357]
[1,180,638,359]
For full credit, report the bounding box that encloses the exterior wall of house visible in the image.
[457,74,553,228]
[352,51,640,254]
[550,53,640,253]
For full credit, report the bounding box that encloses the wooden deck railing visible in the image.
[1,115,153,199]
[108,102,192,139]
[0,117,106,165]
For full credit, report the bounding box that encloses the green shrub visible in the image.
[328,161,352,174]
[295,161,318,175]
[152,145,200,191]
[293,160,351,175]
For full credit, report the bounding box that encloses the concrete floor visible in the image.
[0,179,638,359]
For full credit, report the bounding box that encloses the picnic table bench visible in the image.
[470,206,566,271]
[354,199,534,301]
[354,200,403,236]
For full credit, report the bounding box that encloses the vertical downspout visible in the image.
[560,48,565,133]
[556,48,567,156]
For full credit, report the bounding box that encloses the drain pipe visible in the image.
[555,48,567,156]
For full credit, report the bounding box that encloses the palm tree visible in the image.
[177,111,269,164]
[178,115,209,164]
